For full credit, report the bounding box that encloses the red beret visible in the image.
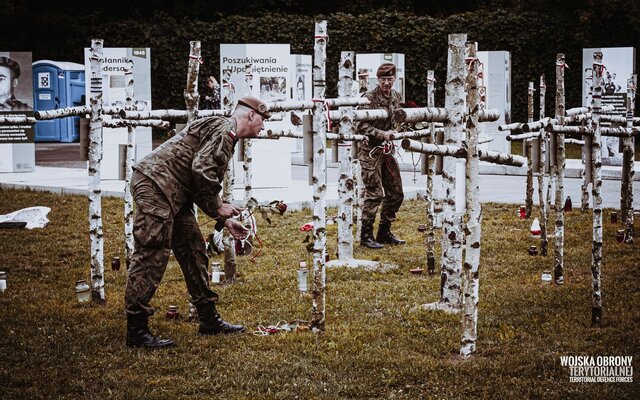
[237,96,271,119]
[376,62,396,78]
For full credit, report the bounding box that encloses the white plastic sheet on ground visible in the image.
[0,206,51,229]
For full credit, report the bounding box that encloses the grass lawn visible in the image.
[0,188,638,399]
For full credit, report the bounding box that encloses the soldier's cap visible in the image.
[376,62,396,78]
[0,56,20,78]
[237,96,271,119]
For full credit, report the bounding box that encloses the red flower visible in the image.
[299,222,313,232]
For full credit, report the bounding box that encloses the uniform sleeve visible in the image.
[356,92,388,141]
[191,121,229,219]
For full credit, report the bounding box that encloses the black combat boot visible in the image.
[196,301,246,335]
[360,221,384,249]
[376,223,406,245]
[126,314,175,348]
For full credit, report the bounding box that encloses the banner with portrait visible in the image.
[0,51,35,172]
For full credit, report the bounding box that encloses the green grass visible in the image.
[0,188,638,399]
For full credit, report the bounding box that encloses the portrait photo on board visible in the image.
[0,52,33,112]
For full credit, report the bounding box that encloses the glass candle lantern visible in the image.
[75,279,91,303]
[297,261,308,293]
[0,271,7,293]
[111,257,121,271]
[211,262,224,283]
[166,305,180,320]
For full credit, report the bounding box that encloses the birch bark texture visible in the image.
[88,39,106,303]
[590,52,604,327]
[461,41,481,358]
[621,75,636,243]
[425,33,467,313]
[425,70,437,275]
[243,63,254,205]
[337,51,355,261]
[311,20,328,333]
[124,59,136,269]
[525,81,534,219]
[582,67,593,212]
[184,41,201,125]
[554,53,567,285]
[538,74,549,256]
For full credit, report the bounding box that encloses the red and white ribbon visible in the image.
[189,55,204,64]
[312,98,332,131]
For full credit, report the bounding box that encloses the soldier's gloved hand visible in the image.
[224,219,249,240]
[217,204,243,219]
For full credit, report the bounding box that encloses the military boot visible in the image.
[196,301,246,335]
[126,314,175,348]
[376,223,406,245]
[360,221,384,249]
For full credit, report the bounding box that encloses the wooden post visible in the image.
[88,39,106,303]
[337,51,355,261]
[461,41,481,357]
[123,59,136,269]
[621,75,636,243]
[554,53,567,285]
[525,82,534,219]
[425,70,437,275]
[424,33,466,313]
[311,20,328,332]
[538,74,549,256]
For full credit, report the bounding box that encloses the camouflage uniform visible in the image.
[356,86,404,227]
[125,116,236,316]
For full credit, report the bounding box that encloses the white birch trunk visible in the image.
[554,53,567,285]
[35,105,91,119]
[185,42,201,226]
[124,59,136,269]
[401,140,525,167]
[461,42,481,358]
[337,52,354,261]
[622,75,636,243]
[88,39,105,303]
[244,64,254,205]
[423,33,466,313]
[354,151,363,240]
[525,82,534,219]
[328,109,389,122]
[101,118,169,129]
[591,52,604,326]
[185,41,201,124]
[582,71,594,212]
[0,116,36,124]
[222,161,237,282]
[311,20,328,332]
[538,75,549,256]
[426,70,437,275]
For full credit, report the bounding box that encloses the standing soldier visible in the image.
[125,96,270,348]
[356,62,406,249]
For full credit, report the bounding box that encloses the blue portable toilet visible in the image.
[32,60,85,142]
